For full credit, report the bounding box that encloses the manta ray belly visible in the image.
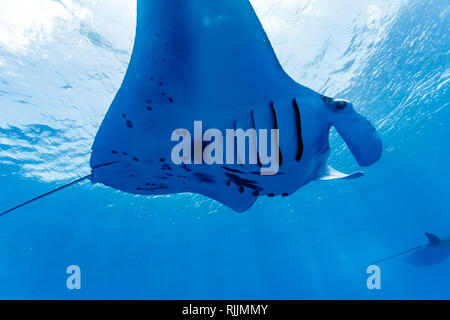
[406,246,450,267]
[229,96,330,197]
[90,93,330,210]
[88,0,382,212]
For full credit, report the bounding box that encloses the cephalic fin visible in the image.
[329,99,383,167]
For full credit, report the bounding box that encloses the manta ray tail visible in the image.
[0,175,92,218]
[372,245,425,264]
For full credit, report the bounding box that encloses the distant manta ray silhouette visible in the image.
[1,0,382,215]
[374,233,450,266]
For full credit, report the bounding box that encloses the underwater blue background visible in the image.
[0,0,448,299]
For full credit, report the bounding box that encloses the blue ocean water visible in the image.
[0,0,448,299]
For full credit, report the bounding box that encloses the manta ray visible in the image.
[1,0,382,215]
[374,233,450,267]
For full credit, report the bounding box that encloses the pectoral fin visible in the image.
[317,166,364,181]
[425,232,442,245]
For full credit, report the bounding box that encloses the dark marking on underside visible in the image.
[225,173,262,191]
[92,161,119,170]
[181,164,192,172]
[269,102,283,166]
[292,98,304,162]
[193,172,215,183]
[222,166,245,174]
[250,110,263,168]
[137,186,169,192]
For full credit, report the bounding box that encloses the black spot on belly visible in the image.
[268,193,275,197]
[147,107,152,112]
[223,166,245,174]
[133,157,140,162]
[293,98,304,162]
[182,164,192,172]
[239,187,244,194]
[252,190,259,196]
[92,161,119,170]
[193,172,215,183]
[282,193,289,197]
[111,150,118,154]
[225,173,262,192]
[269,102,283,166]
[161,92,166,96]
[123,152,128,156]
[168,97,174,103]
[160,158,165,162]
[126,120,133,128]
[138,185,169,192]
[122,114,127,118]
